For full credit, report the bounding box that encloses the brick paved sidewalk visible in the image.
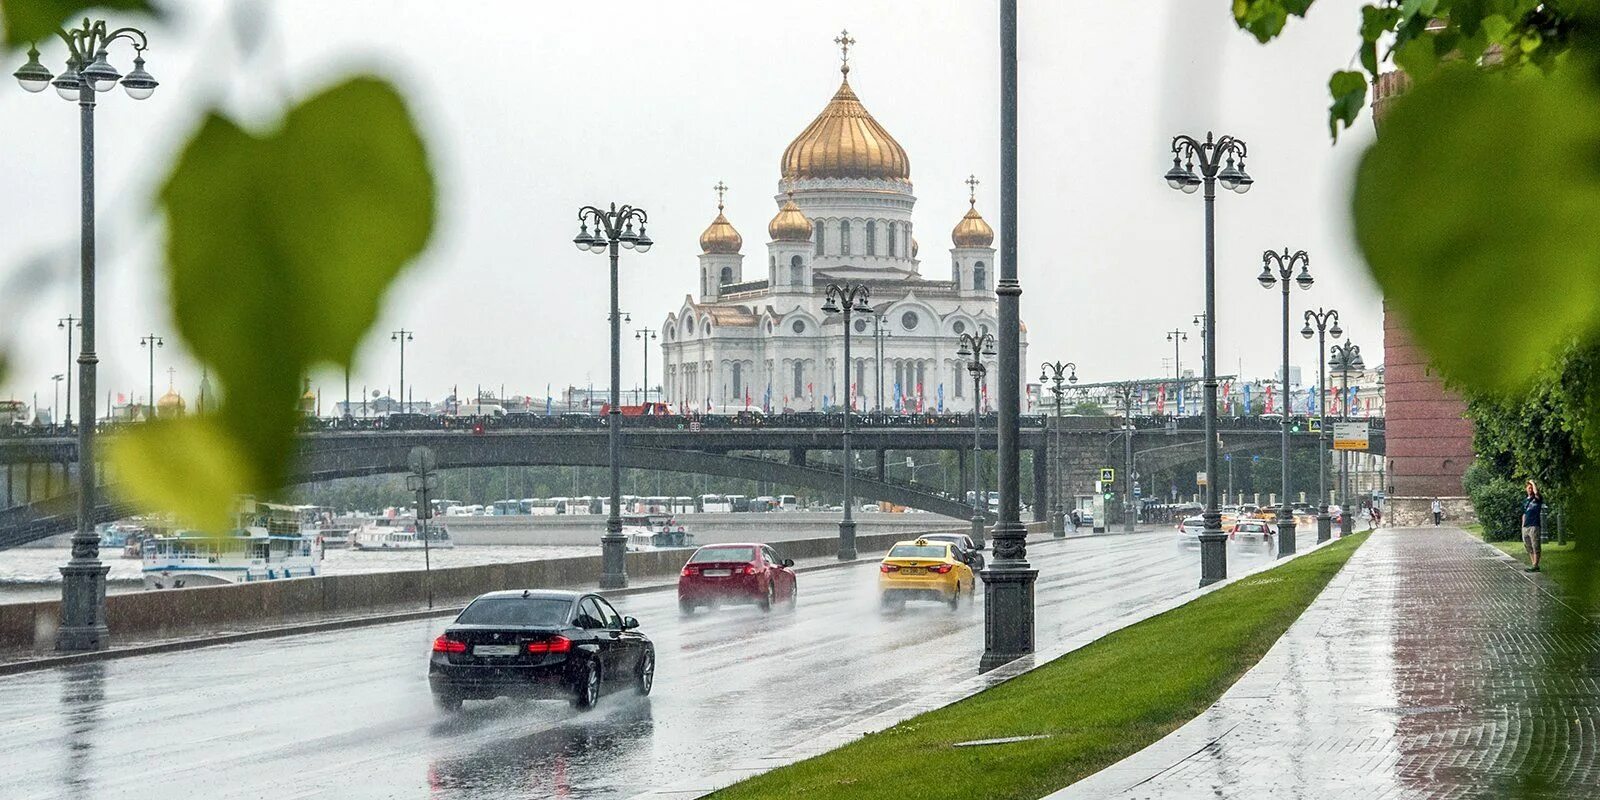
[1047,527,1600,799]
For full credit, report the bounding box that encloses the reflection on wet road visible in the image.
[0,533,1274,799]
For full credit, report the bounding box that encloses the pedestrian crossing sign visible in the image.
[1100,468,1115,483]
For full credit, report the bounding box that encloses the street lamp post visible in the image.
[574,203,652,588]
[1302,307,1342,543]
[959,333,996,548]
[57,316,78,425]
[1165,130,1252,587]
[822,282,872,560]
[1330,341,1364,537]
[1116,383,1137,533]
[138,334,163,418]
[871,312,891,412]
[51,374,64,428]
[16,17,160,652]
[634,326,656,406]
[390,329,413,414]
[1164,328,1186,411]
[1258,248,1312,558]
[1039,360,1077,537]
[1193,313,1208,377]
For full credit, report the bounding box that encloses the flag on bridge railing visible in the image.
[937,383,945,412]
[763,384,772,413]
[1176,383,1185,416]
[545,384,553,416]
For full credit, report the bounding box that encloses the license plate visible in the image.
[898,567,925,575]
[702,569,731,577]
[473,644,519,657]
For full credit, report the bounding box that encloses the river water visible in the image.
[0,544,598,604]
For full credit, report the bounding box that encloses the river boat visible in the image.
[349,516,454,550]
[621,514,695,551]
[141,501,323,590]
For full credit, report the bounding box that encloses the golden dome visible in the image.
[156,389,185,415]
[767,195,813,242]
[781,63,909,182]
[952,175,994,247]
[699,182,743,254]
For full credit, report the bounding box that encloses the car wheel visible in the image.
[786,583,799,612]
[432,691,462,714]
[948,588,960,611]
[635,650,655,696]
[678,598,695,616]
[759,581,774,612]
[572,660,600,711]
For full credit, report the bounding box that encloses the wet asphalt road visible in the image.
[0,533,1275,800]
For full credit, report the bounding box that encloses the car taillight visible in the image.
[526,636,572,654]
[681,565,698,577]
[880,563,899,573]
[744,565,760,575]
[432,636,467,653]
[931,564,954,574]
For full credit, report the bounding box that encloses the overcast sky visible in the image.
[0,0,1381,411]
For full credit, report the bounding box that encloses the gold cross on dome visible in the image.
[834,29,855,74]
[166,366,177,390]
[713,181,728,210]
[965,174,980,205]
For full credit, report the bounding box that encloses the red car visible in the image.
[678,543,798,615]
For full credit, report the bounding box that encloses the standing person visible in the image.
[1431,497,1444,526]
[1522,481,1543,573]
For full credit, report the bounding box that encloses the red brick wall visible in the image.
[1383,302,1474,498]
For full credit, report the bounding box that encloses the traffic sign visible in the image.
[1100,467,1116,483]
[1333,422,1370,451]
[1309,417,1322,433]
[1224,453,1232,462]
[1133,485,1143,497]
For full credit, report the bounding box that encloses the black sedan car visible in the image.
[428,589,654,712]
[918,532,985,571]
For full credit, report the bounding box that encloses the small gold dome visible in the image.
[699,183,743,254]
[952,204,994,248]
[156,389,185,416]
[767,195,813,242]
[781,66,909,182]
[911,237,919,258]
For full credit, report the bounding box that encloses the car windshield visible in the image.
[690,546,755,563]
[455,597,572,626]
[888,544,948,559]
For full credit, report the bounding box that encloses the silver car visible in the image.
[1177,515,1205,547]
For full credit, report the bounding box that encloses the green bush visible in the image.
[1464,460,1524,541]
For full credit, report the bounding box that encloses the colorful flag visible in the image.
[545,383,552,416]
[1243,383,1252,413]
[937,383,945,412]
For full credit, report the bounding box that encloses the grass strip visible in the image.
[1490,539,1600,614]
[710,532,1370,800]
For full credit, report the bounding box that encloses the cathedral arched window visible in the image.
[866,221,877,256]
[952,259,960,283]
[790,255,804,286]
[974,261,987,291]
[840,220,852,255]
[888,222,898,256]
[953,363,964,398]
[720,266,733,286]
[793,362,804,398]
[814,222,825,255]
[731,362,743,400]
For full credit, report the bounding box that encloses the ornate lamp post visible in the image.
[958,332,996,548]
[821,281,872,560]
[16,17,159,652]
[1164,327,1186,411]
[1330,341,1365,537]
[1039,360,1077,537]
[138,333,163,419]
[634,326,656,406]
[1164,130,1252,586]
[57,316,79,425]
[1258,248,1312,557]
[1302,307,1342,543]
[574,203,652,587]
[390,329,413,413]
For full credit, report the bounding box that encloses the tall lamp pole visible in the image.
[1164,328,1186,415]
[51,374,64,428]
[1039,360,1076,537]
[871,312,891,412]
[634,326,656,406]
[16,17,160,652]
[1165,130,1253,586]
[1193,313,1208,378]
[1331,341,1364,537]
[1115,383,1137,533]
[574,203,652,588]
[982,0,1038,672]
[138,334,163,418]
[1302,307,1342,543]
[822,281,872,560]
[390,329,413,414]
[959,332,996,548]
[1258,248,1312,557]
[57,316,79,425]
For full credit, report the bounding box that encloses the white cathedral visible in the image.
[660,36,1026,414]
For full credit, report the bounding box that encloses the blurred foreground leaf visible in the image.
[1,0,155,49]
[109,76,435,529]
[108,418,250,532]
[1352,65,1600,391]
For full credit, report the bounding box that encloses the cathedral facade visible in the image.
[660,42,1025,414]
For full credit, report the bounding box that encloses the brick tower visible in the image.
[1371,70,1477,526]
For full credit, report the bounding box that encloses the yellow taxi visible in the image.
[878,538,975,610]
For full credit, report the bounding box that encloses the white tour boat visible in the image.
[621,514,696,551]
[349,516,454,550]
[141,501,323,590]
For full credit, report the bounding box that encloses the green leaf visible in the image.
[1392,34,1440,78]
[1328,71,1368,139]
[108,418,251,532]
[1352,65,1600,391]
[114,76,435,528]
[2,0,155,50]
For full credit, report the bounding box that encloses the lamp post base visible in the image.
[837,518,857,561]
[970,515,986,549]
[1276,517,1296,558]
[598,532,629,589]
[1199,531,1227,587]
[1340,512,1353,537]
[55,561,110,652]
[1052,506,1064,538]
[1316,512,1332,543]
[979,563,1037,672]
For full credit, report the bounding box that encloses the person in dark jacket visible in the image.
[1522,481,1544,573]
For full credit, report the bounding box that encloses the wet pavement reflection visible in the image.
[0,531,1272,800]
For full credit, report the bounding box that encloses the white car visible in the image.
[1177,515,1206,546]
[1230,519,1275,545]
